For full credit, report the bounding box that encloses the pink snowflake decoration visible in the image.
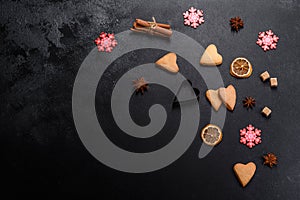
[256,30,279,51]
[94,32,117,52]
[240,124,262,148]
[183,7,204,28]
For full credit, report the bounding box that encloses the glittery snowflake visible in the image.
[256,30,279,51]
[240,124,262,148]
[94,32,117,52]
[183,7,204,28]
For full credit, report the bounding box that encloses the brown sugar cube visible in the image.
[262,106,272,117]
[260,71,270,82]
[270,78,278,88]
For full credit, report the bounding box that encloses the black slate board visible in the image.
[0,0,300,199]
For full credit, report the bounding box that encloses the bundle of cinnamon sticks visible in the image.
[131,17,172,37]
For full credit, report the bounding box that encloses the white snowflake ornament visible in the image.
[183,7,204,29]
[256,30,279,51]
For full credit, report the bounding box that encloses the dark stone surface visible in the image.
[0,0,300,198]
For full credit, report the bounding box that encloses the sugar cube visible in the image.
[262,106,272,117]
[260,71,270,82]
[270,78,278,88]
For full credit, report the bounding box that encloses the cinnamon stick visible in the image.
[136,19,171,29]
[130,27,167,37]
[131,18,172,37]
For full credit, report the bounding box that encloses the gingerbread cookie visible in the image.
[206,89,222,111]
[155,53,179,73]
[218,85,236,111]
[200,44,223,66]
[233,162,256,187]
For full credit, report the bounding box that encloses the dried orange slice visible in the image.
[230,57,252,78]
[201,124,223,146]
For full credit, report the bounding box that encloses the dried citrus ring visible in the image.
[201,124,223,146]
[230,57,252,78]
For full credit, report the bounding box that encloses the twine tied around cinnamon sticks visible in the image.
[148,17,157,33]
[131,17,172,37]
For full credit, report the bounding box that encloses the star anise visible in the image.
[263,153,278,168]
[133,77,149,94]
[230,17,244,32]
[243,96,256,109]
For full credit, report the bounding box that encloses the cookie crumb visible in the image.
[262,106,272,117]
[270,78,278,87]
[260,71,270,82]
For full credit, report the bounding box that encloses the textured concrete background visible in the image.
[1,0,300,198]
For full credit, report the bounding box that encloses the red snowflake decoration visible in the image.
[183,7,204,28]
[256,30,279,51]
[94,32,117,52]
[240,124,262,148]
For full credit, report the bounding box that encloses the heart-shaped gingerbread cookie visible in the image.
[218,85,236,111]
[206,89,222,111]
[233,162,256,187]
[155,53,179,73]
[200,44,223,66]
